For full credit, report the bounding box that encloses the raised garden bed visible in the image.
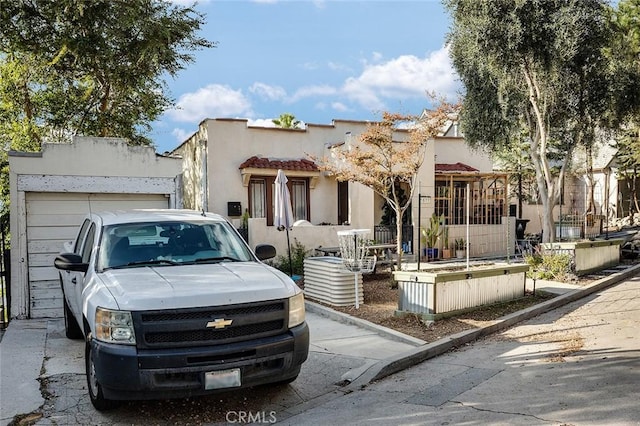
[393,263,530,321]
[541,238,623,275]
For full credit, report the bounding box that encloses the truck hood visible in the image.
[98,262,299,311]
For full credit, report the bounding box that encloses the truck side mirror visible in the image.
[254,244,276,261]
[54,253,89,273]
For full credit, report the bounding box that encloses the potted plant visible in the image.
[441,224,452,259]
[421,213,442,260]
[455,237,466,259]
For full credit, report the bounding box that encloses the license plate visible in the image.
[204,368,241,390]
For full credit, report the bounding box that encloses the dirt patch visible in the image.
[301,260,636,344]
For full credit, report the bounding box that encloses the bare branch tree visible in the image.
[313,99,459,268]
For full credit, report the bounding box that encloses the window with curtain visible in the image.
[248,175,309,225]
[249,179,266,219]
[291,179,308,221]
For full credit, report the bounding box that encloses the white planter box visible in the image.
[541,239,623,275]
[393,263,529,320]
[303,257,364,306]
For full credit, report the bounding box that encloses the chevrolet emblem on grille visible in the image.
[206,318,233,329]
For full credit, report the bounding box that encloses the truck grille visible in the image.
[132,300,288,349]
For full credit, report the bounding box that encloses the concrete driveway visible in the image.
[0,306,422,425]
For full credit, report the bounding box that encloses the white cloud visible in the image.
[171,128,191,143]
[289,84,337,103]
[328,61,352,72]
[342,46,460,109]
[247,118,277,127]
[166,84,253,122]
[247,118,306,129]
[302,61,319,70]
[249,82,287,101]
[312,0,326,9]
[331,102,350,112]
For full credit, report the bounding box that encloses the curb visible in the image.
[343,262,640,392]
[305,301,426,346]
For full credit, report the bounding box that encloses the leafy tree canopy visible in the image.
[0,0,214,147]
[0,0,215,216]
[607,0,640,125]
[445,0,615,242]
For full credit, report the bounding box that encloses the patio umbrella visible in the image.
[274,169,294,276]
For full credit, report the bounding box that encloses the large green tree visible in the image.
[613,129,640,217]
[607,0,640,220]
[0,0,215,216]
[607,0,640,129]
[445,0,613,242]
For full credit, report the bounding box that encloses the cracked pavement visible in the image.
[281,276,640,425]
[4,310,418,425]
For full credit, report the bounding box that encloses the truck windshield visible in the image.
[98,220,254,270]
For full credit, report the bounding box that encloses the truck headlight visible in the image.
[288,292,305,328]
[95,307,136,345]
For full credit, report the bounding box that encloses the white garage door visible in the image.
[26,192,169,318]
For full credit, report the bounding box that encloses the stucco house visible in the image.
[171,117,512,258]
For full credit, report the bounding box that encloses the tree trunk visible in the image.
[395,215,403,271]
[517,173,523,219]
[585,146,597,216]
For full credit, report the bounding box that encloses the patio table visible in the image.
[315,246,342,257]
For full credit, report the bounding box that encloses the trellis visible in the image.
[433,173,509,225]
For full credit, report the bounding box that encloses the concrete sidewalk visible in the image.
[0,320,48,425]
[2,261,639,425]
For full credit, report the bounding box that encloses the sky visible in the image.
[152,0,460,153]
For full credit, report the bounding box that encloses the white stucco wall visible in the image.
[173,119,498,256]
[433,137,493,171]
[10,137,182,179]
[177,118,404,230]
[247,218,356,259]
[172,126,207,212]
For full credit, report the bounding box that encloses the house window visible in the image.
[291,179,308,221]
[249,179,267,220]
[248,175,310,225]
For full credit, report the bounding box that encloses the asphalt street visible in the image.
[283,275,640,425]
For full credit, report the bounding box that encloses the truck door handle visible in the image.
[71,277,77,284]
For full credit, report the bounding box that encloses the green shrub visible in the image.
[525,251,572,280]
[270,239,311,276]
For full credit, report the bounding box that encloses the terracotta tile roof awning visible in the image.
[239,156,319,172]
[435,162,479,173]
[239,156,320,188]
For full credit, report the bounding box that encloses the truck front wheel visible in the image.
[85,341,119,411]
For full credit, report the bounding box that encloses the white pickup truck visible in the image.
[54,209,309,410]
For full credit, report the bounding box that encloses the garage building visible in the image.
[9,137,183,319]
